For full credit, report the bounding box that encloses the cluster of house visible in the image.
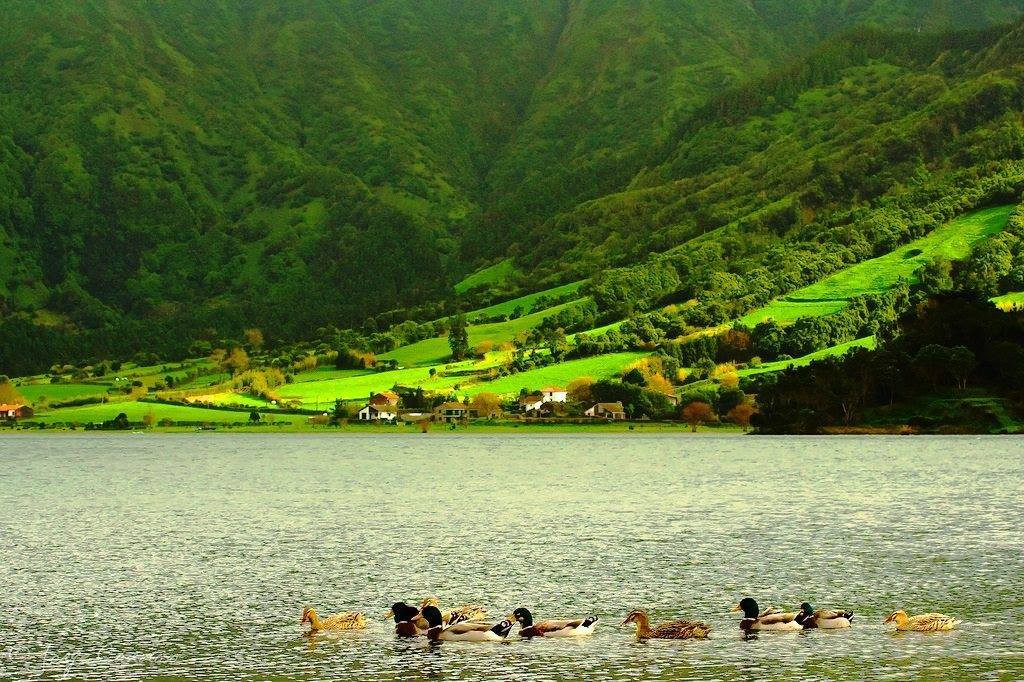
[1,403,33,420]
[356,387,626,423]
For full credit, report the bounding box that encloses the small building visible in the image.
[435,402,472,423]
[584,402,626,420]
[518,394,545,414]
[0,403,33,420]
[540,386,568,403]
[375,359,399,372]
[358,404,397,421]
[368,391,400,407]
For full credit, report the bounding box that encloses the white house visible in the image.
[519,394,545,413]
[540,386,568,403]
[358,404,398,421]
[584,402,626,420]
[435,402,472,423]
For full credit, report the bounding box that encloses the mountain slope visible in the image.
[2,0,1024,376]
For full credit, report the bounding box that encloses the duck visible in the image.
[794,602,853,629]
[420,605,515,642]
[509,607,599,638]
[621,609,711,639]
[300,606,366,633]
[418,597,488,626]
[732,598,802,632]
[385,602,426,637]
[884,610,960,632]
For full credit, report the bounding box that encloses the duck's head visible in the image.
[421,605,445,629]
[883,610,907,625]
[799,602,814,616]
[509,607,533,626]
[621,610,647,626]
[732,598,759,619]
[420,597,440,609]
[386,602,418,622]
[300,606,315,624]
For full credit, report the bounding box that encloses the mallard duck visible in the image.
[621,610,711,639]
[421,605,515,642]
[795,602,853,629]
[732,598,802,632]
[509,607,599,638]
[884,610,959,632]
[300,606,366,632]
[385,602,426,637]
[418,597,487,626]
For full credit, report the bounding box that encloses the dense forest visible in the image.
[3,1,1024,377]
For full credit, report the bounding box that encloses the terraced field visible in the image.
[14,383,111,403]
[454,259,520,294]
[466,352,647,397]
[381,299,584,366]
[741,205,1013,326]
[739,336,877,377]
[34,401,307,425]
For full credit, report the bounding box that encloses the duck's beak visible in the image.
[619,618,629,626]
[730,603,741,613]
[384,609,393,620]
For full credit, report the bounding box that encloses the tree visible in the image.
[249,409,262,423]
[244,328,265,351]
[682,401,716,432]
[567,376,595,404]
[645,373,674,396]
[448,314,469,361]
[947,346,977,392]
[727,403,757,431]
[222,347,250,375]
[142,410,156,428]
[622,368,645,385]
[469,392,501,418]
[0,378,25,405]
[473,340,493,358]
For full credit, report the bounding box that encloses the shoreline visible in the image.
[1,421,745,435]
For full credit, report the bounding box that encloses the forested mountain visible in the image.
[2,0,1024,374]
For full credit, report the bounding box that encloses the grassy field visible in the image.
[467,352,647,396]
[739,336,877,376]
[454,259,520,294]
[992,291,1024,310]
[14,383,112,403]
[33,401,307,425]
[381,299,584,366]
[464,282,586,323]
[741,205,1013,326]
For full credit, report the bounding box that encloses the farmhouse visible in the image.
[0,403,33,420]
[435,402,472,423]
[358,404,398,421]
[584,402,626,420]
[518,394,545,414]
[369,390,400,407]
[540,386,567,403]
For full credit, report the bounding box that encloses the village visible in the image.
[353,387,628,425]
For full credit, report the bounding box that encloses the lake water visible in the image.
[1,434,1022,680]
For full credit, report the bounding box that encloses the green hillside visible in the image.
[741,205,1014,325]
[4,2,1024,377]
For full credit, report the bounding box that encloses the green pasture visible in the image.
[741,205,1013,326]
[454,259,520,294]
[739,336,877,377]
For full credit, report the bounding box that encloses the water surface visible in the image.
[1,434,1022,680]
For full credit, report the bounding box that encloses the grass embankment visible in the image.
[31,401,308,425]
[454,259,520,294]
[380,298,585,366]
[992,291,1024,310]
[741,205,1013,326]
[739,336,877,376]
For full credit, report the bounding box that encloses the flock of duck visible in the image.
[300,596,961,641]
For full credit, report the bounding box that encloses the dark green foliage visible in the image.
[752,295,1024,432]
[590,379,675,420]
[3,3,1024,374]
[447,314,469,361]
